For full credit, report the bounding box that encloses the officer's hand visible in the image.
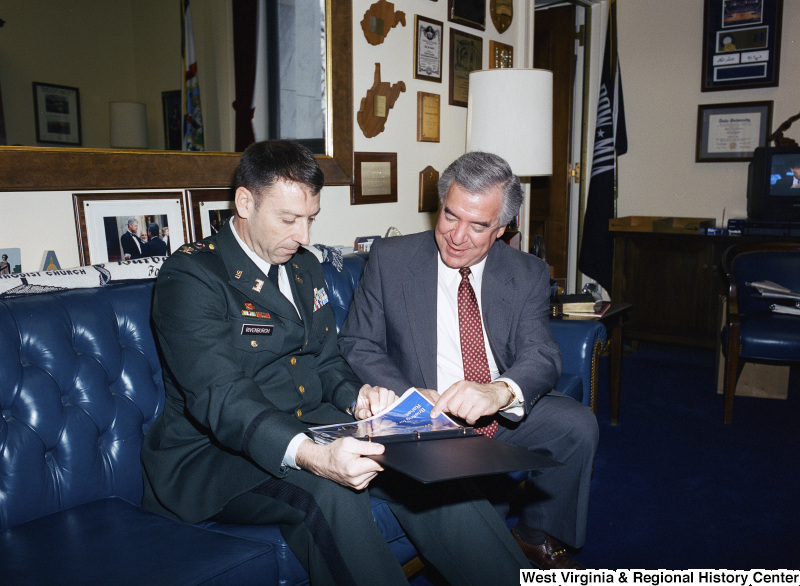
[431,381,513,424]
[353,384,397,420]
[296,437,384,490]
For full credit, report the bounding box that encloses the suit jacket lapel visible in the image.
[286,258,314,333]
[403,233,439,389]
[482,242,514,370]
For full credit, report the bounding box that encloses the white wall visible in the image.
[615,0,800,224]
[1,0,526,270]
[7,0,796,273]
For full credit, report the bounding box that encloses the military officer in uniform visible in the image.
[140,140,529,585]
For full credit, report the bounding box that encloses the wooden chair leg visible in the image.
[723,328,741,425]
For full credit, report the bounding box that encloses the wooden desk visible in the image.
[610,232,799,348]
[556,302,632,425]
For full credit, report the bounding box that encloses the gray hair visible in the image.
[437,151,523,226]
[126,217,138,228]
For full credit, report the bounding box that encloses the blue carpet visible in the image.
[575,344,800,570]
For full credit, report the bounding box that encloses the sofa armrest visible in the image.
[550,320,607,410]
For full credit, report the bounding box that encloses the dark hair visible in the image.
[234,140,324,204]
[147,223,160,238]
[438,151,523,226]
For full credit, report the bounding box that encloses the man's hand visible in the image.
[295,437,385,491]
[416,388,441,405]
[352,384,397,420]
[430,381,514,424]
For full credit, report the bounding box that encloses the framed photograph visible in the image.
[352,152,398,205]
[414,15,444,82]
[32,82,82,145]
[695,101,773,162]
[701,0,782,92]
[449,28,483,107]
[72,192,188,265]
[162,90,182,150]
[186,188,235,240]
[0,247,21,275]
[448,0,486,31]
[489,40,513,68]
[417,92,441,142]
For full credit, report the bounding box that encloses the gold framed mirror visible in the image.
[0,1,353,190]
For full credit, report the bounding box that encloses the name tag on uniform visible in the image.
[241,324,274,335]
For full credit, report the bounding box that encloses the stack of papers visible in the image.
[746,280,800,316]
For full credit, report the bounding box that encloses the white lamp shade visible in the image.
[109,102,148,149]
[466,69,553,176]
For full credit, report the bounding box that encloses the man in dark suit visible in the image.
[339,151,599,570]
[774,160,800,194]
[140,223,168,257]
[140,141,529,585]
[120,218,144,260]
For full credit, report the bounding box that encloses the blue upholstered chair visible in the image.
[720,241,800,424]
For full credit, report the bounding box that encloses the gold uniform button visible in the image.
[209,244,215,250]
[325,326,329,332]
[290,356,297,366]
[295,409,302,418]
[250,340,258,348]
[299,385,305,394]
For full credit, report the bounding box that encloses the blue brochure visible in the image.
[309,388,466,444]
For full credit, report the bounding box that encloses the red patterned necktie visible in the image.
[458,267,499,438]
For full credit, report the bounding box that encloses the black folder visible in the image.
[368,434,562,483]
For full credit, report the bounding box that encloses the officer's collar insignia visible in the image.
[253,278,264,293]
[294,274,303,285]
[235,270,243,279]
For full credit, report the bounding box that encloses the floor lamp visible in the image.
[466,68,553,252]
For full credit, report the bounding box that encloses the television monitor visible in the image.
[747,146,800,221]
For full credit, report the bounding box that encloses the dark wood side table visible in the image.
[557,302,632,425]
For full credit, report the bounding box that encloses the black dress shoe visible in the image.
[511,530,585,570]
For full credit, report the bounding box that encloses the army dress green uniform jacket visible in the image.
[141,223,362,523]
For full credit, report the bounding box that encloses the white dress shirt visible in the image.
[436,255,524,421]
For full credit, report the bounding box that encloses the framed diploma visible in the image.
[695,101,772,162]
[352,152,398,205]
[701,0,782,92]
[449,28,483,107]
[414,15,443,82]
[417,92,441,142]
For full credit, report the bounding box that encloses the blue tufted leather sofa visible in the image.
[0,251,605,585]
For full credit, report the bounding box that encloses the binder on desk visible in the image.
[309,389,562,483]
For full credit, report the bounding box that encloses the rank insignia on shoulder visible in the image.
[313,287,329,311]
[177,245,195,254]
